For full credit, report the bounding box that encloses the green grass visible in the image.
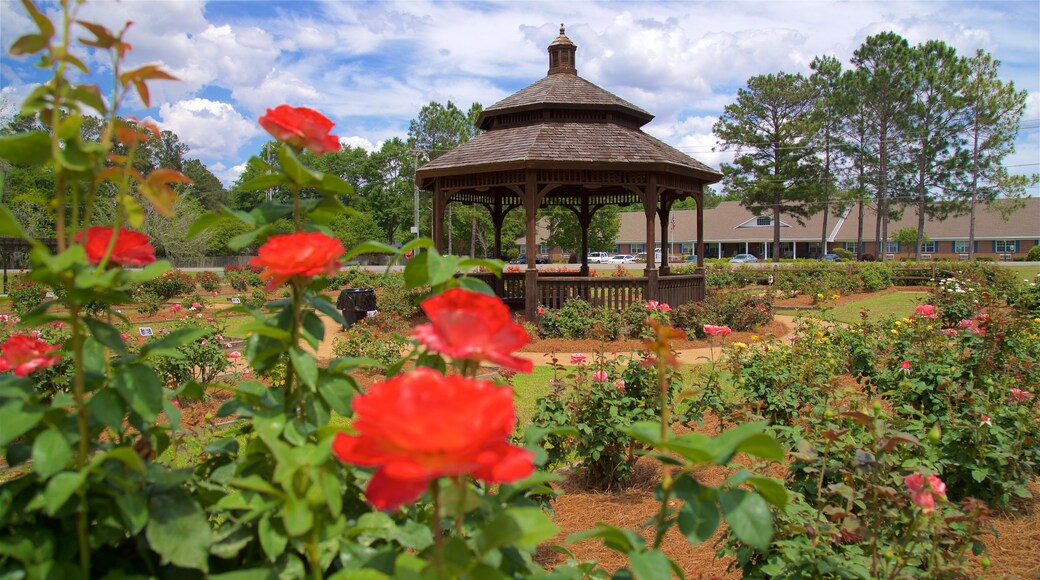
[1005,264,1040,281]
[510,366,557,424]
[808,291,928,324]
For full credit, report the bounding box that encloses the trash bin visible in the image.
[336,288,377,330]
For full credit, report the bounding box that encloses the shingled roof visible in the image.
[416,25,721,190]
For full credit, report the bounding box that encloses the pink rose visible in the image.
[645,300,659,311]
[592,370,608,382]
[658,303,671,312]
[703,324,731,336]
[905,472,946,514]
[1009,388,1034,403]
[228,351,241,359]
[914,304,938,318]
[570,353,587,365]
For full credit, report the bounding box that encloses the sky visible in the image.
[1,0,1038,190]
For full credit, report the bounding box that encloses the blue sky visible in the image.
[1,0,1037,189]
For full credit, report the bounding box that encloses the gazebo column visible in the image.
[642,179,659,302]
[579,196,592,276]
[658,191,672,277]
[696,190,705,268]
[487,197,506,298]
[432,179,446,254]
[523,170,539,320]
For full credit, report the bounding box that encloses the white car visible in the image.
[607,254,636,264]
[730,253,759,264]
[587,252,610,263]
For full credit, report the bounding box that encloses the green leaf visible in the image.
[289,348,318,391]
[746,477,788,509]
[456,276,494,295]
[628,549,674,580]
[719,489,772,553]
[0,132,51,165]
[318,376,356,416]
[112,364,164,423]
[307,293,345,325]
[187,211,226,239]
[281,496,314,537]
[735,433,786,462]
[116,492,149,535]
[84,319,128,358]
[147,490,211,572]
[0,400,44,447]
[90,388,125,431]
[238,172,289,192]
[228,226,270,252]
[481,507,558,553]
[426,251,459,288]
[31,428,71,479]
[317,173,354,197]
[343,240,399,262]
[673,477,720,547]
[566,523,644,554]
[300,310,324,349]
[278,146,321,187]
[43,471,85,515]
[259,514,288,561]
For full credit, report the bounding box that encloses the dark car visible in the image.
[510,255,550,264]
[823,253,842,262]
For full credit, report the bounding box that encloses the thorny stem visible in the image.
[431,482,445,579]
[69,304,90,575]
[652,353,672,549]
[284,279,306,417]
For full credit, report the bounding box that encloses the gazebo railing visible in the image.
[659,274,704,305]
[463,270,704,311]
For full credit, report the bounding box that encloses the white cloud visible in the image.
[158,98,261,160]
[209,161,247,187]
[340,136,380,152]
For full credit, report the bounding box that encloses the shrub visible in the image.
[671,291,772,338]
[532,353,696,489]
[246,289,268,309]
[225,271,248,291]
[138,269,196,300]
[151,322,231,386]
[7,278,47,315]
[539,298,595,339]
[331,317,408,366]
[1027,244,1040,262]
[134,288,165,316]
[195,271,220,293]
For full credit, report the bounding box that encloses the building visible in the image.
[521,198,1040,260]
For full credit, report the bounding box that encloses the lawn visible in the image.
[810,291,929,324]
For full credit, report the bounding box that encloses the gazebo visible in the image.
[415,25,722,319]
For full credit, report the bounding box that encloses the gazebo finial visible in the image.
[560,23,565,35]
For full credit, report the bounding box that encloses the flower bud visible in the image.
[928,425,941,443]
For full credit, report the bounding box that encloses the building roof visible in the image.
[519,198,1040,245]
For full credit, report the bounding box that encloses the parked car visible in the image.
[683,255,699,263]
[607,254,636,264]
[730,253,759,263]
[822,253,842,262]
[587,251,610,263]
[510,255,550,264]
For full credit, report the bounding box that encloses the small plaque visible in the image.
[768,275,774,285]
[230,297,242,304]
[138,327,153,337]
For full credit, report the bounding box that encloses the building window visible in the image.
[920,241,937,253]
[884,241,900,254]
[630,243,645,255]
[994,240,1018,253]
[843,242,858,253]
[538,244,548,255]
[613,244,621,254]
[756,216,771,226]
[953,240,971,254]
[679,243,693,255]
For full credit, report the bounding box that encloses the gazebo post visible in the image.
[696,192,705,268]
[523,170,539,320]
[643,179,659,301]
[579,195,591,276]
[658,192,671,276]
[490,197,505,297]
[432,180,445,254]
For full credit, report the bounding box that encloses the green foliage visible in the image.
[7,277,47,315]
[138,269,196,300]
[1027,244,1040,262]
[194,270,220,293]
[331,316,409,366]
[671,291,773,338]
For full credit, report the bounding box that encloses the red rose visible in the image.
[331,368,534,511]
[914,304,938,318]
[79,226,156,266]
[0,333,61,376]
[258,105,341,155]
[413,288,533,373]
[250,232,344,289]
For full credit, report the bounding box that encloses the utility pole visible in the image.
[410,148,427,241]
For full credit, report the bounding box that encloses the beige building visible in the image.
[521,198,1040,260]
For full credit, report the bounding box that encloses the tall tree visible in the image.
[542,205,621,256]
[714,72,821,262]
[180,158,228,210]
[960,50,1037,258]
[809,55,846,259]
[848,32,914,260]
[901,40,968,259]
[362,138,415,244]
[407,100,483,254]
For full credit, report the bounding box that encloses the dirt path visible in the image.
[307,312,799,367]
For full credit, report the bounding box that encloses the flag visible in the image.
[670,216,676,231]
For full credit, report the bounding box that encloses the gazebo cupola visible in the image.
[547,24,577,75]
